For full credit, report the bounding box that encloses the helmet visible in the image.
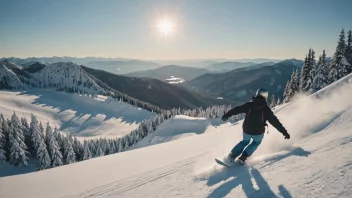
[256,88,268,100]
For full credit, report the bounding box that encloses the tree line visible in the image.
[268,29,352,106]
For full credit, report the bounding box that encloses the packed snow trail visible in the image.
[1,74,352,198]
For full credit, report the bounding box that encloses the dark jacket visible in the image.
[223,96,287,135]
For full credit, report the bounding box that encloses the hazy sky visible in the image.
[1,0,351,60]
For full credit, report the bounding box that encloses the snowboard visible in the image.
[215,158,245,167]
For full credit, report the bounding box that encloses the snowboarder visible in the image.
[221,88,290,165]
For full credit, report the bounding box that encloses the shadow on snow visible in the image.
[206,147,312,198]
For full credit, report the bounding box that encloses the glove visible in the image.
[282,131,290,139]
[221,115,228,121]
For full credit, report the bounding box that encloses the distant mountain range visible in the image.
[0,59,236,110]
[153,58,282,68]
[0,57,161,74]
[204,61,278,73]
[82,66,236,109]
[126,65,210,82]
[1,57,283,75]
[184,59,304,102]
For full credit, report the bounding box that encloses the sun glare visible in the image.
[156,18,175,36]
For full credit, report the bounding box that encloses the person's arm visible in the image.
[222,102,251,121]
[265,107,290,139]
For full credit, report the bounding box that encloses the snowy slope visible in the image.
[0,60,107,94]
[128,115,222,150]
[0,61,29,89]
[1,74,352,198]
[31,62,105,94]
[0,89,155,139]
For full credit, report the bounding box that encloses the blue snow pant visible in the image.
[231,133,264,157]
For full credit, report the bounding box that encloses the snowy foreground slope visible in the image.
[1,74,352,198]
[0,89,155,139]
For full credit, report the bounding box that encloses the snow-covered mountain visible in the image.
[1,57,161,74]
[0,60,106,95]
[30,62,105,94]
[1,74,351,197]
[0,61,28,89]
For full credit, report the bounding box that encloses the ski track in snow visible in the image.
[66,154,206,198]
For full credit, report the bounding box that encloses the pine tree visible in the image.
[63,137,76,164]
[39,122,45,140]
[45,123,52,156]
[285,70,299,102]
[312,50,329,92]
[9,112,29,167]
[1,114,10,160]
[50,128,63,167]
[282,80,290,103]
[95,145,104,158]
[301,49,315,92]
[270,95,276,108]
[30,114,43,151]
[72,136,82,161]
[329,29,349,83]
[118,138,124,152]
[345,30,352,73]
[305,49,316,93]
[82,141,92,161]
[21,117,31,154]
[276,97,282,106]
[0,120,6,164]
[36,139,51,171]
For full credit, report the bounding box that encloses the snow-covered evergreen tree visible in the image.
[30,114,43,151]
[282,80,290,103]
[270,95,276,108]
[285,70,299,102]
[329,29,349,83]
[0,120,6,164]
[72,136,82,161]
[50,128,63,167]
[345,29,352,73]
[276,97,282,106]
[36,138,51,171]
[312,50,329,92]
[305,49,316,92]
[1,113,10,160]
[82,141,92,161]
[9,112,29,167]
[301,49,315,92]
[95,145,104,158]
[45,123,52,154]
[39,122,45,140]
[28,116,51,170]
[20,117,31,154]
[63,137,76,164]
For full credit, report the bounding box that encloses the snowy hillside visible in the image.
[31,62,105,94]
[0,89,155,139]
[0,62,26,89]
[128,115,221,150]
[1,76,351,197]
[0,60,107,94]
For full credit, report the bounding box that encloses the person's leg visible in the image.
[230,133,252,158]
[242,134,264,157]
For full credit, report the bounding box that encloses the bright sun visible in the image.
[156,18,175,36]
